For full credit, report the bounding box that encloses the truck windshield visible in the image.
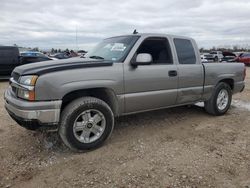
[85,36,139,62]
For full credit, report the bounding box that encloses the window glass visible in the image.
[136,37,172,64]
[174,38,196,64]
[86,36,139,62]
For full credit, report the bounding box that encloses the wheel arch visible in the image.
[61,87,120,117]
[218,78,234,90]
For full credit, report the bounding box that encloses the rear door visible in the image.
[173,38,204,104]
[124,37,178,113]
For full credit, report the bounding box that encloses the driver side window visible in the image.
[136,37,173,64]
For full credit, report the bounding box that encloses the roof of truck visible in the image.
[107,33,193,40]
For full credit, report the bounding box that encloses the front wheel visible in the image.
[204,82,232,116]
[59,97,114,151]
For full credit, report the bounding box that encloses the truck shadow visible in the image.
[37,104,207,153]
[115,105,205,128]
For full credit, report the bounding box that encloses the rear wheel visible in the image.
[214,56,218,62]
[59,97,114,151]
[204,82,232,116]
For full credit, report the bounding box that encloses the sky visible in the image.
[0,0,250,50]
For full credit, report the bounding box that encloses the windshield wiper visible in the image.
[89,55,104,60]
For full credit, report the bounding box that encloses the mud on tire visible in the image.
[205,82,232,116]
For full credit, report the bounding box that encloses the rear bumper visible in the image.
[4,87,62,129]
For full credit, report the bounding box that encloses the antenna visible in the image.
[133,29,138,34]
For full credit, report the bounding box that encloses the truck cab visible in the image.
[123,34,204,113]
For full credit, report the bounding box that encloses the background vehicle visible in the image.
[20,51,46,57]
[221,51,236,62]
[49,53,70,59]
[19,51,54,64]
[201,53,214,62]
[235,53,250,66]
[200,54,208,63]
[0,49,55,78]
[5,33,245,151]
[0,46,20,78]
[210,51,223,62]
[77,50,87,56]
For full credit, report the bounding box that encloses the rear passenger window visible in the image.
[174,38,196,64]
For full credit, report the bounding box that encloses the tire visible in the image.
[204,82,232,116]
[214,56,218,62]
[59,97,114,151]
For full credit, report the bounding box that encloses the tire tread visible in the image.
[59,97,114,151]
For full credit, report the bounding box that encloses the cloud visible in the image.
[0,0,250,50]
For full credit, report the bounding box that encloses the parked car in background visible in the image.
[49,53,70,59]
[0,46,20,77]
[210,51,223,62]
[77,50,87,56]
[19,51,53,64]
[221,52,236,62]
[201,53,214,62]
[200,54,208,63]
[20,51,45,57]
[235,53,250,66]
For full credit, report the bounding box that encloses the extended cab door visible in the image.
[173,38,204,104]
[124,37,178,113]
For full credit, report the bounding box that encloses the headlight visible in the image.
[17,75,38,101]
[19,75,38,86]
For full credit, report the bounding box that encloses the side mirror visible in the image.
[131,53,152,66]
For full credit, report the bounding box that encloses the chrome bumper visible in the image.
[4,87,62,124]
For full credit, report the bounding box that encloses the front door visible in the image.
[124,37,178,113]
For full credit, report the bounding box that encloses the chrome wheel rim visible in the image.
[73,109,106,143]
[216,89,229,111]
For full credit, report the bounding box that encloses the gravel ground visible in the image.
[0,68,249,188]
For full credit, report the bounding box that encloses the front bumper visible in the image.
[4,87,62,129]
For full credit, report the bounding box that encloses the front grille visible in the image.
[10,72,20,96]
[12,86,17,95]
[11,72,20,82]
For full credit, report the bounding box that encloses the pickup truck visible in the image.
[210,51,224,62]
[4,33,246,151]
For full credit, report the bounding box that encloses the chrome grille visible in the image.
[10,72,20,96]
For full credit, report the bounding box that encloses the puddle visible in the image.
[232,100,250,111]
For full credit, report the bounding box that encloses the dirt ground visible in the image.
[0,68,249,188]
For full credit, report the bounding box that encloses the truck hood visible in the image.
[13,57,113,76]
[222,52,236,57]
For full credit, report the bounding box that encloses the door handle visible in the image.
[168,70,177,77]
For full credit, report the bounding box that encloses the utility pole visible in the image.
[76,25,78,51]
